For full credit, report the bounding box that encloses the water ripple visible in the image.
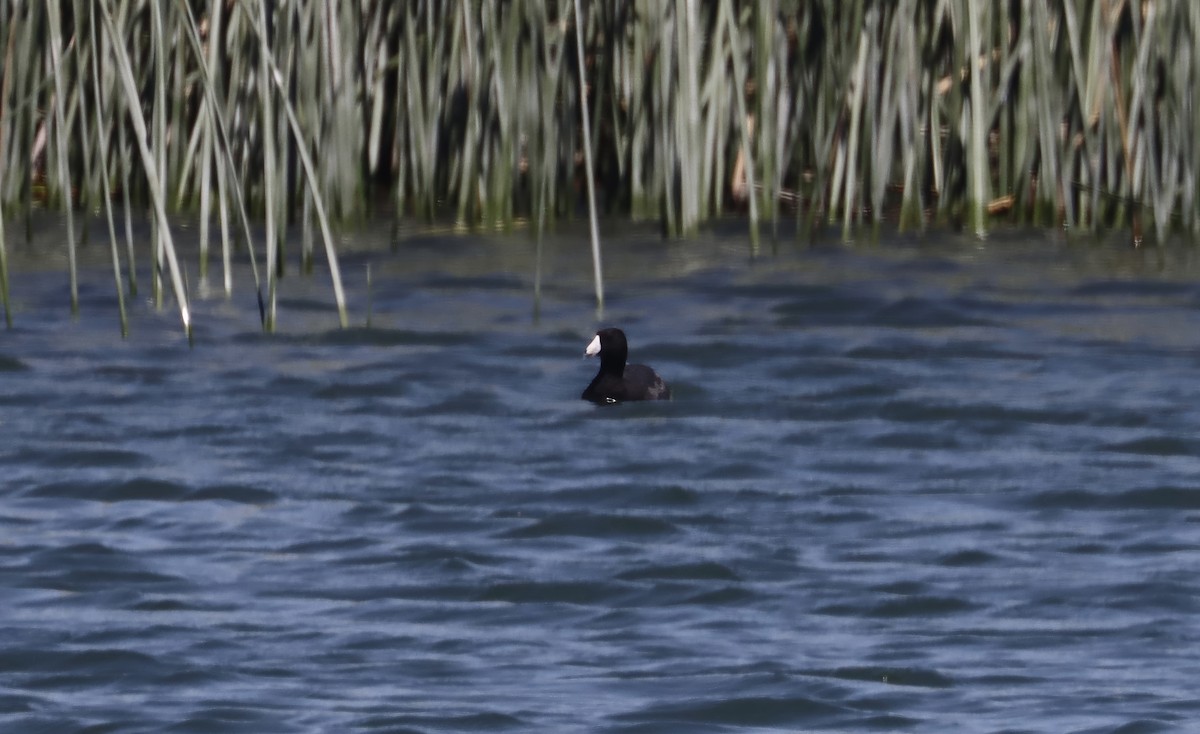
[2,235,1197,733]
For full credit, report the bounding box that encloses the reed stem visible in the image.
[46,1,78,314]
[88,6,128,337]
[99,5,191,337]
[573,0,603,314]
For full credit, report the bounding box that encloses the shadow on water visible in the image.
[1,220,1199,732]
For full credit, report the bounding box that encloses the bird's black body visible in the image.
[581,328,671,404]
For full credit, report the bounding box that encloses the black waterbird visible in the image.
[581,327,671,404]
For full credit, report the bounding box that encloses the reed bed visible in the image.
[1,1,1196,330]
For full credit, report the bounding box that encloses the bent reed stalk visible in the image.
[0,1,1196,331]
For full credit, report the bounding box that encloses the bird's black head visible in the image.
[585,327,629,374]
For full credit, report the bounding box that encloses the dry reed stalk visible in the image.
[573,0,603,313]
[99,5,191,337]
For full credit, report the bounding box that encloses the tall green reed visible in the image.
[1,1,1197,333]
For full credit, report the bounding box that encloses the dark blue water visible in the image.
[2,226,1198,733]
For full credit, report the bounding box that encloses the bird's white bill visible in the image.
[585,334,601,356]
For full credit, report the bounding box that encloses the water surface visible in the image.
[1,225,1198,733]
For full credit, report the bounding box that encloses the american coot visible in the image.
[581,327,671,404]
